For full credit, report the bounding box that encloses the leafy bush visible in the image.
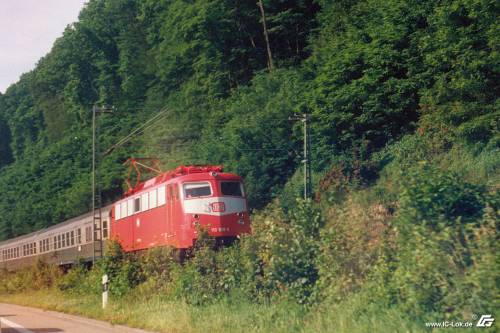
[371,162,496,318]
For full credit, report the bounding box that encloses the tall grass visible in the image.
[0,288,430,333]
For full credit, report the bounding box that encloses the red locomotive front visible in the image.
[110,165,251,252]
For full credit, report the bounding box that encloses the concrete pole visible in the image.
[102,274,109,309]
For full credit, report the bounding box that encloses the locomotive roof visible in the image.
[0,204,113,247]
[123,164,241,197]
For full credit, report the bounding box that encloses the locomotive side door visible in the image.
[166,184,174,245]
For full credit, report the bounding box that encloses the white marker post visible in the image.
[102,274,109,309]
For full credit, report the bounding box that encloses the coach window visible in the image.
[58,235,62,248]
[86,226,92,242]
[62,234,66,248]
[103,221,109,239]
[66,232,70,247]
[34,242,37,254]
[77,228,82,244]
[54,237,57,249]
[184,182,212,198]
[71,231,75,246]
[150,189,157,208]
[141,193,149,211]
[158,185,166,206]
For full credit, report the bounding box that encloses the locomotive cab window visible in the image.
[184,182,212,198]
[221,182,244,197]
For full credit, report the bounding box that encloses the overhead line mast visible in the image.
[92,105,113,264]
[289,113,312,199]
[92,106,169,264]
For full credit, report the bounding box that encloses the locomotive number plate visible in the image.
[211,202,226,212]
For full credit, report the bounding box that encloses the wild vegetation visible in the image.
[0,0,498,331]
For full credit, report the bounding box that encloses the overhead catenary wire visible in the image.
[103,107,170,156]
[103,107,306,159]
[108,108,168,148]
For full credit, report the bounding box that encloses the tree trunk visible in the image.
[257,0,274,72]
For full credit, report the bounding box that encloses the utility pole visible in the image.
[303,113,311,199]
[289,113,311,199]
[92,105,113,265]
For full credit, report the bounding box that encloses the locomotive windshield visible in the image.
[221,181,243,197]
[184,182,212,198]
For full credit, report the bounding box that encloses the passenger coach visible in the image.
[0,208,111,271]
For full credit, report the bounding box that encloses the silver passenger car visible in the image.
[0,206,111,271]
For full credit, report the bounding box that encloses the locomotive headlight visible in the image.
[211,171,218,177]
[193,214,199,219]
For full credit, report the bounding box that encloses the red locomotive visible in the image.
[111,164,251,251]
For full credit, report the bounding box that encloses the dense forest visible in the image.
[0,0,498,330]
[0,0,496,239]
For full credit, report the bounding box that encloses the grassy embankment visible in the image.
[1,288,423,333]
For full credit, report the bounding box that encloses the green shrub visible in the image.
[398,162,487,230]
[57,264,86,292]
[371,162,495,318]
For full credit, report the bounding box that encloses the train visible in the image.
[0,165,251,271]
